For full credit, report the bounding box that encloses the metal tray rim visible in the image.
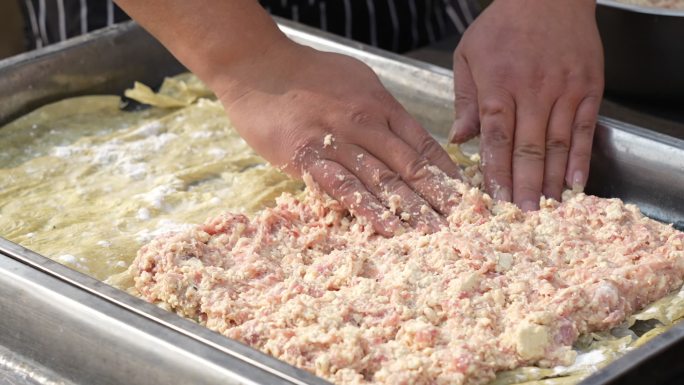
[598,115,684,150]
[597,0,684,16]
[0,237,331,385]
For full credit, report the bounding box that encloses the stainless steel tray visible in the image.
[596,0,684,100]
[0,239,327,385]
[0,20,683,385]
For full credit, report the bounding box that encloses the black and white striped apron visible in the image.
[20,0,128,49]
[19,0,480,53]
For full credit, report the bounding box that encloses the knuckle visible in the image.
[374,169,402,190]
[416,136,444,159]
[568,70,592,86]
[546,137,570,155]
[331,176,360,197]
[573,120,596,135]
[454,93,474,108]
[514,143,545,161]
[568,67,603,84]
[348,107,375,126]
[564,90,587,106]
[404,156,431,182]
[479,97,511,118]
[347,106,383,126]
[528,69,549,94]
[585,71,605,88]
[481,124,512,148]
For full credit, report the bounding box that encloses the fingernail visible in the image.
[493,187,511,202]
[448,120,459,143]
[520,200,538,212]
[571,170,585,192]
[380,217,402,237]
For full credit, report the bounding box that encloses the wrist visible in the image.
[186,24,291,95]
[490,0,596,13]
[208,37,313,108]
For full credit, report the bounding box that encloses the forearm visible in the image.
[485,0,596,9]
[114,0,288,93]
[480,0,597,21]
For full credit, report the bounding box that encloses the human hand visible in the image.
[216,41,461,235]
[114,0,461,235]
[449,0,604,210]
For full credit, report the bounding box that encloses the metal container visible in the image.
[1,19,683,385]
[596,0,684,100]
[0,239,329,385]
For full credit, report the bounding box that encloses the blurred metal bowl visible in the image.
[596,0,684,101]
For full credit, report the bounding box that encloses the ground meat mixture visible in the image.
[130,177,684,385]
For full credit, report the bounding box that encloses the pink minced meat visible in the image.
[131,178,684,385]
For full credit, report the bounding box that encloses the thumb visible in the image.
[450,50,480,143]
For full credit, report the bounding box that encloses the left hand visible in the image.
[449,0,604,210]
[217,43,462,235]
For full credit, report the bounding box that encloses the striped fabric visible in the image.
[20,0,127,49]
[261,0,481,52]
[19,0,480,53]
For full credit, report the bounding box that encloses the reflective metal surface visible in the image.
[597,0,684,100]
[581,320,684,385]
[588,117,684,225]
[0,19,683,385]
[0,25,185,126]
[0,343,75,385]
[0,239,330,385]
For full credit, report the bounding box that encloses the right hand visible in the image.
[449,0,603,210]
[214,41,462,236]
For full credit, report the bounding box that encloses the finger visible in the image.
[386,103,461,179]
[512,94,553,212]
[477,89,516,203]
[351,127,462,216]
[565,95,600,191]
[329,143,445,233]
[542,96,577,201]
[307,159,402,237]
[450,50,481,144]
